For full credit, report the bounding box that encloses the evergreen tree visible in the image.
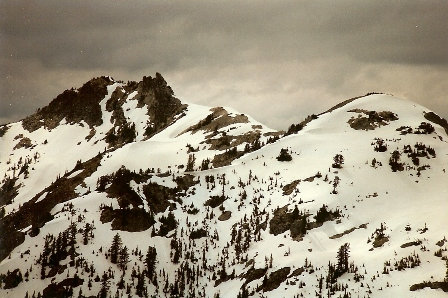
[445,260,448,282]
[135,272,146,297]
[332,154,344,168]
[332,176,340,194]
[99,272,109,298]
[389,150,404,172]
[170,236,181,264]
[336,243,350,276]
[118,246,129,271]
[237,284,249,298]
[117,274,125,290]
[201,158,210,170]
[186,154,196,172]
[83,223,92,245]
[326,261,336,285]
[277,148,292,162]
[145,246,157,281]
[374,139,387,152]
[110,233,122,264]
[68,222,77,264]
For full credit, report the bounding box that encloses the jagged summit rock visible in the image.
[1,76,447,297]
[22,76,111,132]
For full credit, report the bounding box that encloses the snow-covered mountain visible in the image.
[1,74,447,298]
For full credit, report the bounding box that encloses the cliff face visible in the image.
[137,73,187,137]
[22,77,112,132]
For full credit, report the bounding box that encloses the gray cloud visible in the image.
[1,0,448,129]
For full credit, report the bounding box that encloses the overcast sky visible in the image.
[1,0,447,129]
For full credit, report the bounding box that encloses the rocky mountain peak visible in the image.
[21,76,113,132]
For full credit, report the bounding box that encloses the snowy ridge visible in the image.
[0,76,447,298]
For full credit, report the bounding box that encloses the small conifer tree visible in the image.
[145,246,157,281]
[118,246,129,271]
[186,154,196,172]
[277,148,292,162]
[110,233,122,264]
[332,154,344,168]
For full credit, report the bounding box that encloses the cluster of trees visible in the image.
[394,252,421,271]
[286,114,318,135]
[230,205,267,261]
[186,143,198,153]
[383,252,421,273]
[109,234,129,271]
[368,223,389,248]
[154,212,177,237]
[373,138,387,152]
[336,243,350,275]
[0,269,23,289]
[145,246,158,284]
[314,204,341,224]
[331,176,341,194]
[105,122,136,147]
[243,137,262,153]
[101,244,158,297]
[324,243,357,296]
[186,154,196,172]
[266,135,280,144]
[0,176,19,206]
[277,148,292,162]
[417,122,435,134]
[397,122,435,135]
[286,123,304,135]
[389,142,436,172]
[201,158,210,170]
[404,142,436,163]
[38,222,78,279]
[389,150,404,172]
[332,154,344,169]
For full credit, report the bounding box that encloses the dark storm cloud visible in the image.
[1,0,448,128]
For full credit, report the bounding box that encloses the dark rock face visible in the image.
[18,73,186,152]
[13,137,33,150]
[348,109,398,130]
[269,206,308,238]
[0,229,25,268]
[143,182,177,214]
[410,281,448,292]
[424,111,448,135]
[100,206,155,232]
[42,276,84,297]
[22,77,111,132]
[98,166,148,209]
[190,228,207,239]
[260,267,291,292]
[0,125,9,137]
[218,210,232,221]
[243,267,268,285]
[282,179,300,195]
[137,73,187,138]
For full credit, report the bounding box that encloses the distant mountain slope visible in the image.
[1,75,447,298]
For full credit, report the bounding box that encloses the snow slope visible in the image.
[1,77,447,298]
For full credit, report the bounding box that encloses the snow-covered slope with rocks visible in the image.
[0,75,447,298]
